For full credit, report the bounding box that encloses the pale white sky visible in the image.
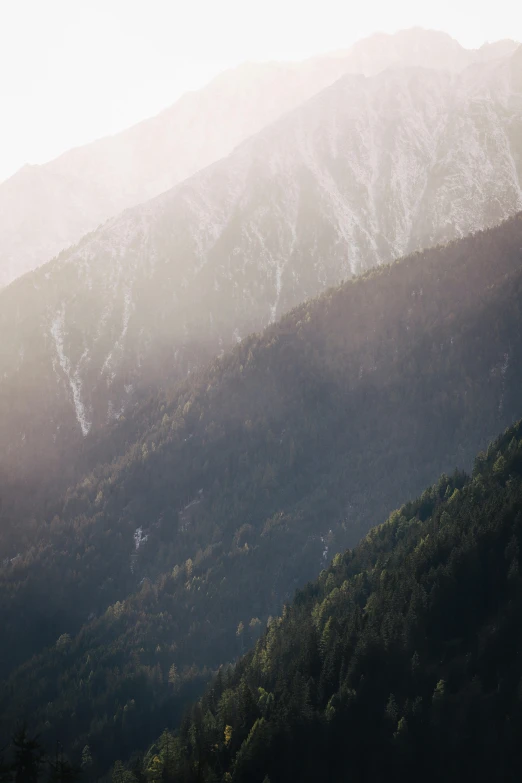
[0,0,520,183]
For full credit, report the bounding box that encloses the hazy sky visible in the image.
[1,0,520,183]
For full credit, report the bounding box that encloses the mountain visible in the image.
[134,417,522,783]
[0,28,518,289]
[0,57,350,290]
[2,213,522,771]
[333,27,519,72]
[2,46,522,516]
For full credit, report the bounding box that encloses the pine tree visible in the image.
[167,664,178,687]
[0,750,11,783]
[111,761,136,783]
[80,747,92,775]
[47,743,79,783]
[224,726,233,748]
[236,622,245,653]
[12,724,44,783]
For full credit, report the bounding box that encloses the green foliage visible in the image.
[130,420,522,782]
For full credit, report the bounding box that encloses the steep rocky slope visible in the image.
[1,48,522,507]
[0,28,517,288]
[0,57,349,288]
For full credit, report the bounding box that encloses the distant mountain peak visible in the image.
[0,27,519,290]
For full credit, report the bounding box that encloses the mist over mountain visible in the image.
[2,213,522,770]
[0,28,518,289]
[1,43,522,515]
[2,20,522,781]
[332,27,519,71]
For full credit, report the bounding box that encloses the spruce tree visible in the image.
[12,724,44,783]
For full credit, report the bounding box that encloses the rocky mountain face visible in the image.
[1,46,522,509]
[0,29,518,289]
[0,59,348,289]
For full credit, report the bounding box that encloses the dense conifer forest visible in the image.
[114,418,522,782]
[2,214,522,773]
[3,417,522,782]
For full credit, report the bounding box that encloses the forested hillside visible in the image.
[2,44,522,517]
[2,214,522,771]
[130,418,522,783]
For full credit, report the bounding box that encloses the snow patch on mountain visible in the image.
[50,311,91,436]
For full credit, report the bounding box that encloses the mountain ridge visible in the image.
[1,49,522,515]
[1,28,519,289]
